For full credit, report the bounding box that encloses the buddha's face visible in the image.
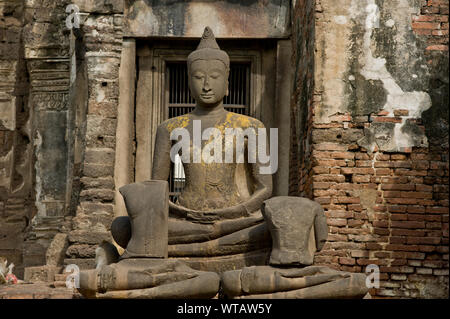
[188,59,229,107]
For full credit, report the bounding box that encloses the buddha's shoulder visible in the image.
[158,114,191,133]
[225,112,265,129]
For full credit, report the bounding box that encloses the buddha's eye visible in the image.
[210,73,221,79]
[193,73,204,80]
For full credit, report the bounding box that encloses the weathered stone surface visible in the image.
[68,230,111,245]
[46,234,69,266]
[119,181,169,259]
[79,189,115,201]
[80,176,115,189]
[0,283,81,299]
[66,244,97,258]
[222,265,368,299]
[79,259,220,299]
[124,0,291,38]
[24,266,63,283]
[262,196,328,266]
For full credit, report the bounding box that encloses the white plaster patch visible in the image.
[96,89,105,103]
[348,75,356,81]
[358,0,431,152]
[412,74,418,78]
[385,19,395,27]
[334,15,348,25]
[186,4,226,37]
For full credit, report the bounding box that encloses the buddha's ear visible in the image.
[226,80,229,96]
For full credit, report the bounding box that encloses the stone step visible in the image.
[0,283,82,299]
[24,266,63,283]
[51,281,68,288]
[54,273,69,282]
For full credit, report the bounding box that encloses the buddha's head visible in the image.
[187,27,230,107]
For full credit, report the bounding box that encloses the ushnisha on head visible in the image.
[187,27,230,107]
[187,26,230,71]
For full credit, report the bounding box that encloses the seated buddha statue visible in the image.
[77,27,369,299]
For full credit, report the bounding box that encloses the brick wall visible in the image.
[293,0,449,298]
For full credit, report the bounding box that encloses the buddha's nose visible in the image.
[203,77,211,91]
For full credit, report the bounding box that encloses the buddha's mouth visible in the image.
[201,94,214,99]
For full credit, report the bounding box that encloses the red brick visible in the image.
[385,244,420,251]
[426,222,442,229]
[385,198,419,205]
[366,243,384,250]
[341,167,375,175]
[327,218,347,226]
[390,236,406,244]
[412,15,436,22]
[406,206,425,214]
[373,205,387,212]
[426,44,449,50]
[412,161,430,170]
[327,234,348,241]
[314,143,348,151]
[423,260,447,268]
[405,252,426,259]
[374,228,390,235]
[373,220,389,228]
[352,175,371,183]
[418,245,436,252]
[330,151,355,159]
[381,184,415,191]
[426,207,449,214]
[348,219,365,227]
[391,229,426,236]
[375,168,391,175]
[387,205,407,213]
[350,250,370,258]
[338,228,370,235]
[374,251,391,258]
[356,160,372,167]
[412,22,441,29]
[432,29,449,36]
[348,204,363,212]
[312,182,332,189]
[391,221,425,229]
[339,257,356,265]
[380,266,414,273]
[313,166,330,174]
[375,161,412,168]
[416,184,433,191]
[374,117,403,123]
[391,214,408,221]
[395,169,429,176]
[357,259,389,266]
[407,237,441,245]
[355,153,371,160]
[400,191,433,199]
[377,110,390,116]
[334,196,360,204]
[313,175,346,183]
[380,176,409,184]
[326,210,354,218]
[391,259,408,266]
